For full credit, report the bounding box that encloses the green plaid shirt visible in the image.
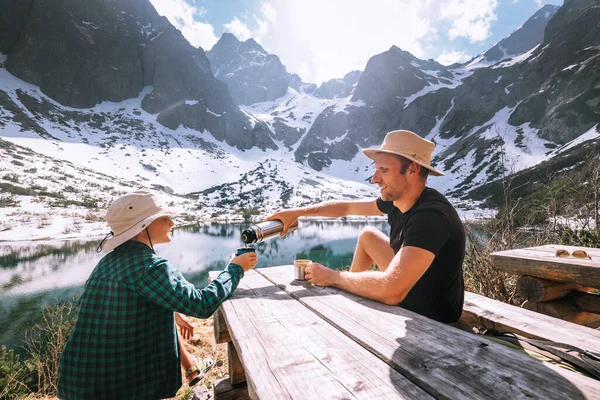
[57,241,244,400]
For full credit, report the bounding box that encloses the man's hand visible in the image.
[265,209,300,236]
[230,251,258,272]
[174,312,194,340]
[305,262,339,287]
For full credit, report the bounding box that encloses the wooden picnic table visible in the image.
[491,244,600,288]
[210,265,600,400]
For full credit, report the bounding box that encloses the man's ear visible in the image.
[410,163,420,175]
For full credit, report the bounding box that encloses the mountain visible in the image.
[470,4,560,67]
[0,0,379,240]
[206,33,297,105]
[1,0,599,241]
[1,0,275,151]
[275,0,600,199]
[313,70,362,99]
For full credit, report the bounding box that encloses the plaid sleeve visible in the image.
[138,260,244,319]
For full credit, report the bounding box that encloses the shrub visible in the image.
[2,174,19,183]
[0,196,20,207]
[0,183,36,196]
[560,227,600,248]
[22,301,77,395]
[239,207,261,221]
[0,300,77,399]
[0,346,35,399]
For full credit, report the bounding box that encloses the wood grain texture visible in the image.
[516,275,576,302]
[522,300,600,328]
[491,245,600,288]
[209,270,432,400]
[257,266,600,400]
[214,308,231,344]
[228,341,246,385]
[462,292,600,351]
[570,292,600,314]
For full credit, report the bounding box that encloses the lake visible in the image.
[0,219,389,350]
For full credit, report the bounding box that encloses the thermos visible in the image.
[241,220,298,244]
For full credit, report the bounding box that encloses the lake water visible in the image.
[0,220,388,350]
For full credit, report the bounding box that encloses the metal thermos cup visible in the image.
[294,259,311,280]
[235,247,256,256]
[241,220,299,244]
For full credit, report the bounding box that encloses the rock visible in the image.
[206,33,292,105]
[314,70,361,99]
[2,0,276,151]
[187,386,212,400]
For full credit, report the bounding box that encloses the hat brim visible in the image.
[102,207,182,253]
[362,148,444,176]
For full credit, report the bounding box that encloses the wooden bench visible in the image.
[211,266,600,399]
[491,245,600,328]
[461,291,600,353]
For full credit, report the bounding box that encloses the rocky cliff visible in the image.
[2,0,276,150]
[206,33,294,105]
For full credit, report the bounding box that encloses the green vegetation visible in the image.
[560,227,600,248]
[238,207,261,221]
[0,196,20,208]
[0,301,77,399]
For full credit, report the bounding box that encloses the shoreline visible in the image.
[0,213,496,244]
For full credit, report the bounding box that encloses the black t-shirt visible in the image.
[376,187,466,323]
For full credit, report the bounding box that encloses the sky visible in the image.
[148,0,563,84]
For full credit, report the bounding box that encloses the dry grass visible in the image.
[171,315,228,400]
[4,315,227,400]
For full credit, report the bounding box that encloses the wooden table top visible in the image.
[211,266,600,400]
[491,244,600,287]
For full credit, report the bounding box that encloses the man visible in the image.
[267,130,465,323]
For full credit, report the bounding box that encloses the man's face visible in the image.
[371,153,408,202]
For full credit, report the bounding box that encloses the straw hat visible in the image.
[102,190,182,253]
[362,130,444,176]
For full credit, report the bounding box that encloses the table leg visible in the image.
[228,342,246,385]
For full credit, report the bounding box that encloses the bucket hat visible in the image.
[101,190,182,252]
[362,130,444,176]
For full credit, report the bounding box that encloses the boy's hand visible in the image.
[231,251,258,272]
[174,312,194,340]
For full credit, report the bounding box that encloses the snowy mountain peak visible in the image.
[467,4,559,69]
[206,33,291,105]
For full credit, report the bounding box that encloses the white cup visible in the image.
[294,259,311,280]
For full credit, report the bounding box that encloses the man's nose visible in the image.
[371,171,380,184]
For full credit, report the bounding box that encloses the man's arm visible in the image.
[266,199,382,235]
[305,246,435,305]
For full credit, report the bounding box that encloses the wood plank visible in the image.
[516,275,577,302]
[570,292,600,314]
[210,270,433,400]
[228,341,246,385]
[214,308,231,343]
[522,300,600,328]
[491,245,600,288]
[258,266,600,400]
[461,291,600,352]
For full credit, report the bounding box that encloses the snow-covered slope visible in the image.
[0,58,378,240]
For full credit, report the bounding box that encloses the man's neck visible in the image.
[393,184,426,213]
